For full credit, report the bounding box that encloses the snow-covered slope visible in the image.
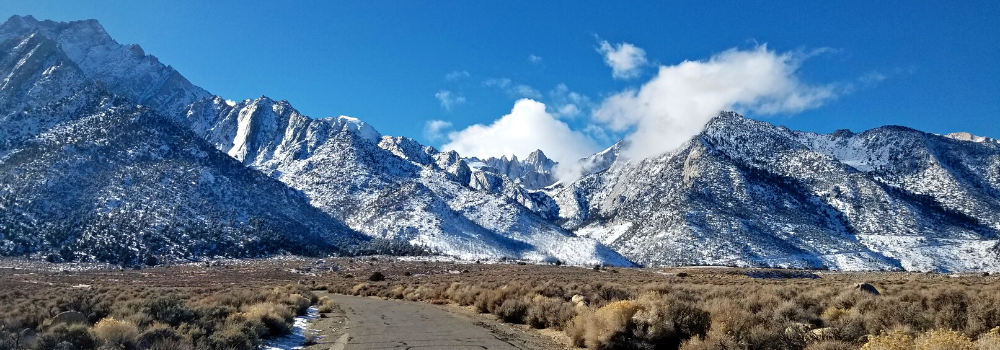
[0,30,363,264]
[180,97,630,266]
[553,112,1000,272]
[0,15,210,115]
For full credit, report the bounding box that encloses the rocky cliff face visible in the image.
[466,150,558,190]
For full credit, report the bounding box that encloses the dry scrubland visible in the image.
[323,258,1000,350]
[2,257,1000,350]
[0,258,330,350]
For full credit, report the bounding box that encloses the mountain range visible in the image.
[1,16,998,271]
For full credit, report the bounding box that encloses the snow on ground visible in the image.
[263,306,320,350]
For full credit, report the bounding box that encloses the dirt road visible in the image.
[305,293,567,350]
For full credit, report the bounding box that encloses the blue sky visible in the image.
[1,1,998,161]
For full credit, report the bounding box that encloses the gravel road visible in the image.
[304,293,567,350]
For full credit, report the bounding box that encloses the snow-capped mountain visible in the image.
[552,112,1000,272]
[466,150,558,190]
[5,15,999,271]
[179,96,629,265]
[0,27,362,264]
[0,16,631,266]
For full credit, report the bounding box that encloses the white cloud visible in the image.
[423,119,453,141]
[597,40,648,79]
[528,54,543,64]
[513,85,542,99]
[548,83,592,118]
[445,70,470,81]
[442,99,600,175]
[858,71,887,87]
[483,78,541,99]
[435,90,466,111]
[483,78,512,88]
[593,45,842,160]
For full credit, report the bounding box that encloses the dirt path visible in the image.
[302,292,568,350]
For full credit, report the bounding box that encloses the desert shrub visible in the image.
[35,324,96,350]
[202,322,258,350]
[524,295,577,330]
[678,331,740,350]
[136,323,186,350]
[914,329,975,350]
[564,294,713,350]
[968,299,1000,337]
[929,291,970,331]
[286,294,311,316]
[142,295,195,327]
[803,341,856,350]
[861,330,914,350]
[594,285,634,306]
[977,327,1000,350]
[368,272,385,282]
[90,317,140,349]
[495,298,529,324]
[241,302,293,336]
[317,296,335,313]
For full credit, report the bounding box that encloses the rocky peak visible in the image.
[946,132,999,145]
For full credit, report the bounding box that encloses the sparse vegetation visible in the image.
[321,260,1000,350]
[5,257,1000,350]
[0,258,320,350]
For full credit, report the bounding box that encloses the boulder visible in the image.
[853,283,880,295]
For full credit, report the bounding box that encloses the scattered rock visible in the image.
[853,283,880,295]
[810,327,839,341]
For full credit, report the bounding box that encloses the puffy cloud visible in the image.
[597,40,648,79]
[444,70,470,81]
[528,54,543,63]
[423,119,453,141]
[593,45,842,160]
[434,90,466,111]
[442,99,600,171]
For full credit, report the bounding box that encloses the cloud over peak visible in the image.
[594,45,843,160]
[442,99,600,169]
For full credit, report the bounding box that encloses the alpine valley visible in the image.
[1,16,998,271]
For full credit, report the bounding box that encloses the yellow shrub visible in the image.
[91,317,140,348]
[914,329,975,350]
[566,300,641,349]
[821,307,850,322]
[862,330,914,350]
[242,302,294,335]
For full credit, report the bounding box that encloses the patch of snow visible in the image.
[263,306,319,350]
